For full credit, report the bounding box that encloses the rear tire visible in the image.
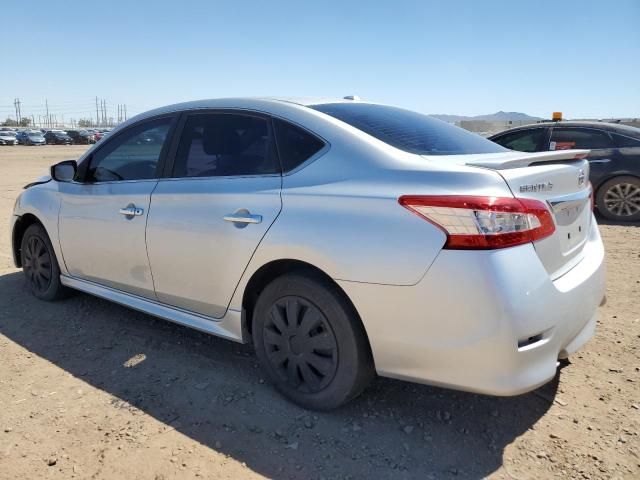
[252,272,374,410]
[596,176,640,222]
[21,223,70,301]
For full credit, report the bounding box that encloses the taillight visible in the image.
[398,195,555,249]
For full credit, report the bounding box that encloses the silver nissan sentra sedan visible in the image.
[10,97,605,410]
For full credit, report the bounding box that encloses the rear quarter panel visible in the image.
[228,145,514,311]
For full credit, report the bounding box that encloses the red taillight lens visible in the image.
[398,195,555,249]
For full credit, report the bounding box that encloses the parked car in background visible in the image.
[66,129,96,144]
[0,131,18,145]
[44,130,73,145]
[490,122,640,221]
[96,130,111,142]
[11,98,605,409]
[16,130,46,146]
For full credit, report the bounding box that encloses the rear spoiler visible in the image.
[466,149,590,170]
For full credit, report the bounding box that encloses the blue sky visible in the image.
[1,0,638,122]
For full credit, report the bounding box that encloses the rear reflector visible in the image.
[399,195,555,249]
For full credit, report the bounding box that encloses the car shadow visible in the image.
[594,212,640,227]
[0,271,558,479]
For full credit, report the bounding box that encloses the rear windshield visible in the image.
[310,103,507,155]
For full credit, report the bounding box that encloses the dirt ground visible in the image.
[0,145,638,480]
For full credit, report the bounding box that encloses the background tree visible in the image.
[77,118,92,128]
[1,118,18,127]
[19,118,31,127]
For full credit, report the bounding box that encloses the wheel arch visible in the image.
[594,172,640,191]
[12,213,45,267]
[240,259,374,361]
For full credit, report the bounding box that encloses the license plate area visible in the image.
[548,190,592,254]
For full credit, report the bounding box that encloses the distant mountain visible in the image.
[430,111,542,123]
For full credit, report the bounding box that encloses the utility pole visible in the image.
[32,115,35,127]
[14,98,22,124]
[45,99,50,129]
[124,104,127,121]
[95,96,100,127]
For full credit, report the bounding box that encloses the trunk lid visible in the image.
[469,149,592,279]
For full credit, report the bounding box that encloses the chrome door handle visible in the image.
[589,159,611,164]
[223,213,262,224]
[119,206,144,217]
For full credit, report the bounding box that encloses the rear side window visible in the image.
[310,103,507,155]
[492,129,545,152]
[172,113,279,178]
[613,133,640,148]
[550,128,613,150]
[273,119,325,172]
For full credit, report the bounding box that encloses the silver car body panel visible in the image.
[146,175,282,318]
[11,97,606,396]
[57,180,158,299]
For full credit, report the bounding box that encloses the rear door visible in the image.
[146,111,282,318]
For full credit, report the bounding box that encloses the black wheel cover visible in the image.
[263,296,338,393]
[23,235,52,293]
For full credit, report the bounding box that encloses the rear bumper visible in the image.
[339,215,605,396]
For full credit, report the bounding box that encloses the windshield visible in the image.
[310,103,508,156]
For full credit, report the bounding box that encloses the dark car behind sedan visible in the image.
[66,130,95,145]
[489,122,640,222]
[44,131,73,145]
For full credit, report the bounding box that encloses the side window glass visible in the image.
[550,128,613,150]
[612,133,640,148]
[493,129,544,152]
[88,118,172,182]
[172,113,278,178]
[273,119,325,172]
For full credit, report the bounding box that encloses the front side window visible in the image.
[87,118,173,182]
[172,113,278,178]
[492,129,545,152]
[550,128,613,150]
[310,103,507,155]
[273,118,325,172]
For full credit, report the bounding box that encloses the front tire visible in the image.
[596,176,640,222]
[21,223,69,301]
[252,272,374,410]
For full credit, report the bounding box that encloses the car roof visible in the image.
[491,120,640,137]
[135,96,360,118]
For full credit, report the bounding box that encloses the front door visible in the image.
[58,116,175,299]
[146,111,282,318]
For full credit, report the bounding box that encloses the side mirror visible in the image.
[51,160,77,182]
